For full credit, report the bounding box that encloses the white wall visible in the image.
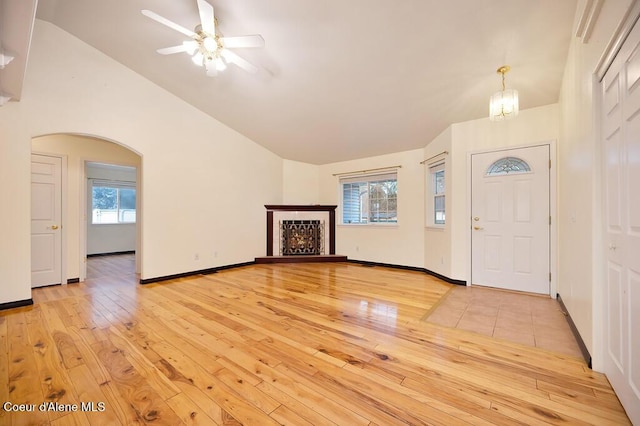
[558,0,632,365]
[0,19,283,304]
[319,149,425,267]
[282,159,319,205]
[31,134,141,278]
[86,162,137,256]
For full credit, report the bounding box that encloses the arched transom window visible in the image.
[486,156,531,176]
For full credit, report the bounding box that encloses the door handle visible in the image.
[473,226,483,230]
[51,225,59,230]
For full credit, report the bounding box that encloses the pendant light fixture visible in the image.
[489,65,519,121]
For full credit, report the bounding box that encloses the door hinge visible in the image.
[549,272,552,282]
[549,216,552,225]
[549,159,552,169]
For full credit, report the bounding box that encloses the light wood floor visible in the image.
[1,257,630,425]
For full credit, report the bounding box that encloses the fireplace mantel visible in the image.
[264,205,337,257]
[264,205,338,212]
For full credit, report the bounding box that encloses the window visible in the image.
[341,172,397,224]
[428,162,445,226]
[486,157,531,176]
[91,181,136,224]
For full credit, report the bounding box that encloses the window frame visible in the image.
[427,161,446,228]
[90,179,137,225]
[486,156,532,176]
[340,171,398,225]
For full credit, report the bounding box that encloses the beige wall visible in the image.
[32,134,141,279]
[0,20,283,304]
[558,0,632,366]
[282,159,319,205]
[0,104,32,304]
[319,149,425,267]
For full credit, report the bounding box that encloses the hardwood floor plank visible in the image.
[253,361,371,425]
[268,404,318,426]
[255,380,339,426]
[49,411,91,426]
[105,326,180,400]
[24,307,83,422]
[0,315,9,425]
[213,367,280,414]
[9,258,627,425]
[148,340,281,425]
[92,339,182,425]
[6,312,50,425]
[66,364,120,425]
[154,357,228,425]
[164,392,219,426]
[39,303,85,370]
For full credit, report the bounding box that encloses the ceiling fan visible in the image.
[142,0,264,76]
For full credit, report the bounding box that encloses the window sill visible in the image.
[425,225,445,231]
[339,223,399,228]
[91,222,136,226]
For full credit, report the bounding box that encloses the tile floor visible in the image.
[424,285,584,359]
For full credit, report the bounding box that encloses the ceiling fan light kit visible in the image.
[142,0,264,77]
[489,65,519,121]
[0,48,15,106]
[0,93,12,106]
[0,48,15,69]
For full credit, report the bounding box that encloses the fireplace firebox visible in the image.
[280,220,324,256]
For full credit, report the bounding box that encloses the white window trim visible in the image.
[426,161,446,228]
[340,171,398,225]
[90,179,137,225]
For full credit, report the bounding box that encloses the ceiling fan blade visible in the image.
[221,35,265,49]
[141,10,195,37]
[196,0,216,35]
[157,44,192,55]
[221,49,258,73]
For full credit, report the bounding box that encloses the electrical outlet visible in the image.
[214,251,218,258]
[355,246,359,252]
[194,253,199,261]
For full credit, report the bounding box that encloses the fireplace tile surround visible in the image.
[257,205,346,263]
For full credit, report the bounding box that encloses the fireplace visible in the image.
[256,205,346,263]
[280,220,324,255]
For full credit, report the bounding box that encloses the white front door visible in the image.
[471,145,550,294]
[31,154,63,287]
[601,17,640,423]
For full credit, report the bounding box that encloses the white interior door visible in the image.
[601,18,640,424]
[471,145,550,294]
[31,154,62,287]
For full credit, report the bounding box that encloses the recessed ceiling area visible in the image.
[31,0,577,164]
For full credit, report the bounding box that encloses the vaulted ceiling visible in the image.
[6,0,577,164]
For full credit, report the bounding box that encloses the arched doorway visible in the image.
[31,134,142,285]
